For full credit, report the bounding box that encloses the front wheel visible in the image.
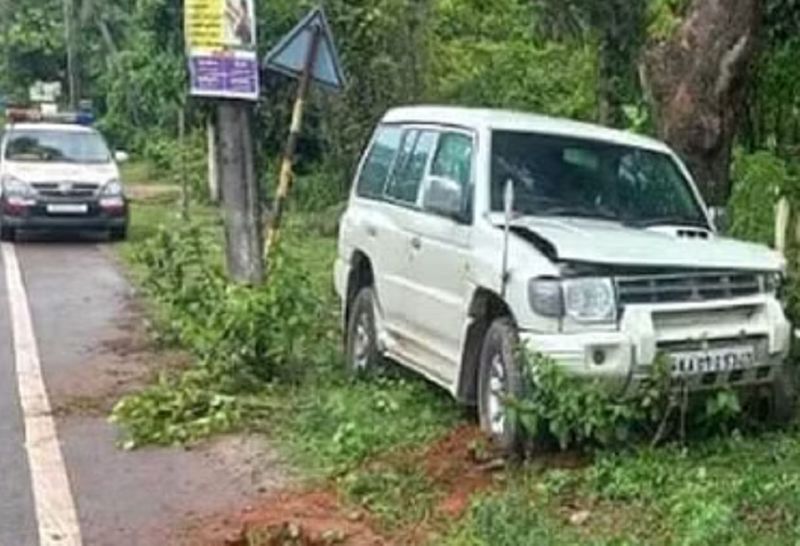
[478,317,526,454]
[345,287,382,376]
[109,227,128,242]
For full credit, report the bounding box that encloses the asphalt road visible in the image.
[0,236,289,546]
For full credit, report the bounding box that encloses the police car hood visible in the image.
[4,160,118,185]
[499,215,784,272]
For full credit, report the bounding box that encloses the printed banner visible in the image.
[185,0,259,100]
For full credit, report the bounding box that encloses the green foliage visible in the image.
[445,430,800,545]
[508,351,672,449]
[728,150,794,246]
[509,351,751,451]
[283,376,459,474]
[646,0,691,41]
[111,222,319,447]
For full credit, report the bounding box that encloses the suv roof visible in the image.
[383,106,670,154]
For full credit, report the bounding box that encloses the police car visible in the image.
[0,109,129,242]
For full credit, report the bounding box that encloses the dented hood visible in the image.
[498,216,784,272]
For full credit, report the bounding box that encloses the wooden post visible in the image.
[775,196,790,256]
[207,115,220,203]
[217,102,265,284]
[265,24,322,258]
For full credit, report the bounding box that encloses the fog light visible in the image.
[592,349,607,366]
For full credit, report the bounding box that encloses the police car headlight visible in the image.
[563,278,617,323]
[1,175,35,198]
[101,179,124,197]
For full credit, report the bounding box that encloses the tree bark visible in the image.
[640,0,763,205]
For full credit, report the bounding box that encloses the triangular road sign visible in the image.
[263,7,346,92]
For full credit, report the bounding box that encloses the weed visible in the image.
[341,461,437,530]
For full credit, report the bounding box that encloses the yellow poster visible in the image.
[186,0,257,49]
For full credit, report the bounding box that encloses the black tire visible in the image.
[0,225,16,242]
[109,227,127,242]
[478,317,526,454]
[345,287,382,376]
[769,364,798,426]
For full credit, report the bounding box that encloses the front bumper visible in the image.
[520,295,792,394]
[1,198,128,231]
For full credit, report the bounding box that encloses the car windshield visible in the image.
[491,130,708,228]
[4,129,111,164]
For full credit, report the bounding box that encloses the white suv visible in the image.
[334,106,794,449]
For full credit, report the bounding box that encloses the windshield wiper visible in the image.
[537,205,621,222]
[629,216,710,229]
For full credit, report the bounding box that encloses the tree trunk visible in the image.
[640,0,763,206]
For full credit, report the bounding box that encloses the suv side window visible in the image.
[385,129,437,205]
[422,132,474,220]
[356,125,403,199]
[431,132,473,188]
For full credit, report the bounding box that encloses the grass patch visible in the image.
[442,432,800,545]
[341,460,438,530]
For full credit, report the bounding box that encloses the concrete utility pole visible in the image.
[216,102,264,284]
[62,0,78,108]
[207,116,220,203]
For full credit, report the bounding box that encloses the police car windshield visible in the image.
[4,129,111,164]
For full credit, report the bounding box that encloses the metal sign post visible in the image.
[263,7,346,259]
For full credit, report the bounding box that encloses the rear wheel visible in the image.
[345,287,382,376]
[478,317,526,454]
[0,225,16,242]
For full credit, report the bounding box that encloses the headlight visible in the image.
[528,277,617,323]
[101,179,124,196]
[1,175,35,198]
[563,278,617,323]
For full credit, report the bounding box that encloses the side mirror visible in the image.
[114,150,129,164]
[423,176,465,221]
[708,206,728,233]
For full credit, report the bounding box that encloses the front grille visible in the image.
[616,271,762,306]
[32,182,99,198]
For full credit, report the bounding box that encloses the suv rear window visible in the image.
[356,126,402,198]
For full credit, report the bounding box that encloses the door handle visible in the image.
[410,236,422,250]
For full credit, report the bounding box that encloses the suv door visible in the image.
[402,130,475,385]
[376,128,439,341]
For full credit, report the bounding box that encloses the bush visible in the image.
[728,150,794,246]
[508,351,744,450]
[112,223,319,446]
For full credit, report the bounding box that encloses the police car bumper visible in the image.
[1,197,128,231]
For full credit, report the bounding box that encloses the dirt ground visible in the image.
[182,425,508,546]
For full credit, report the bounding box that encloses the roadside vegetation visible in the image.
[112,179,800,545]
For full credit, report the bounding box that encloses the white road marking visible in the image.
[1,243,82,546]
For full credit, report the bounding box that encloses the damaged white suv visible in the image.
[334,106,794,449]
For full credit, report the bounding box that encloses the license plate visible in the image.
[669,345,756,376]
[47,203,88,215]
